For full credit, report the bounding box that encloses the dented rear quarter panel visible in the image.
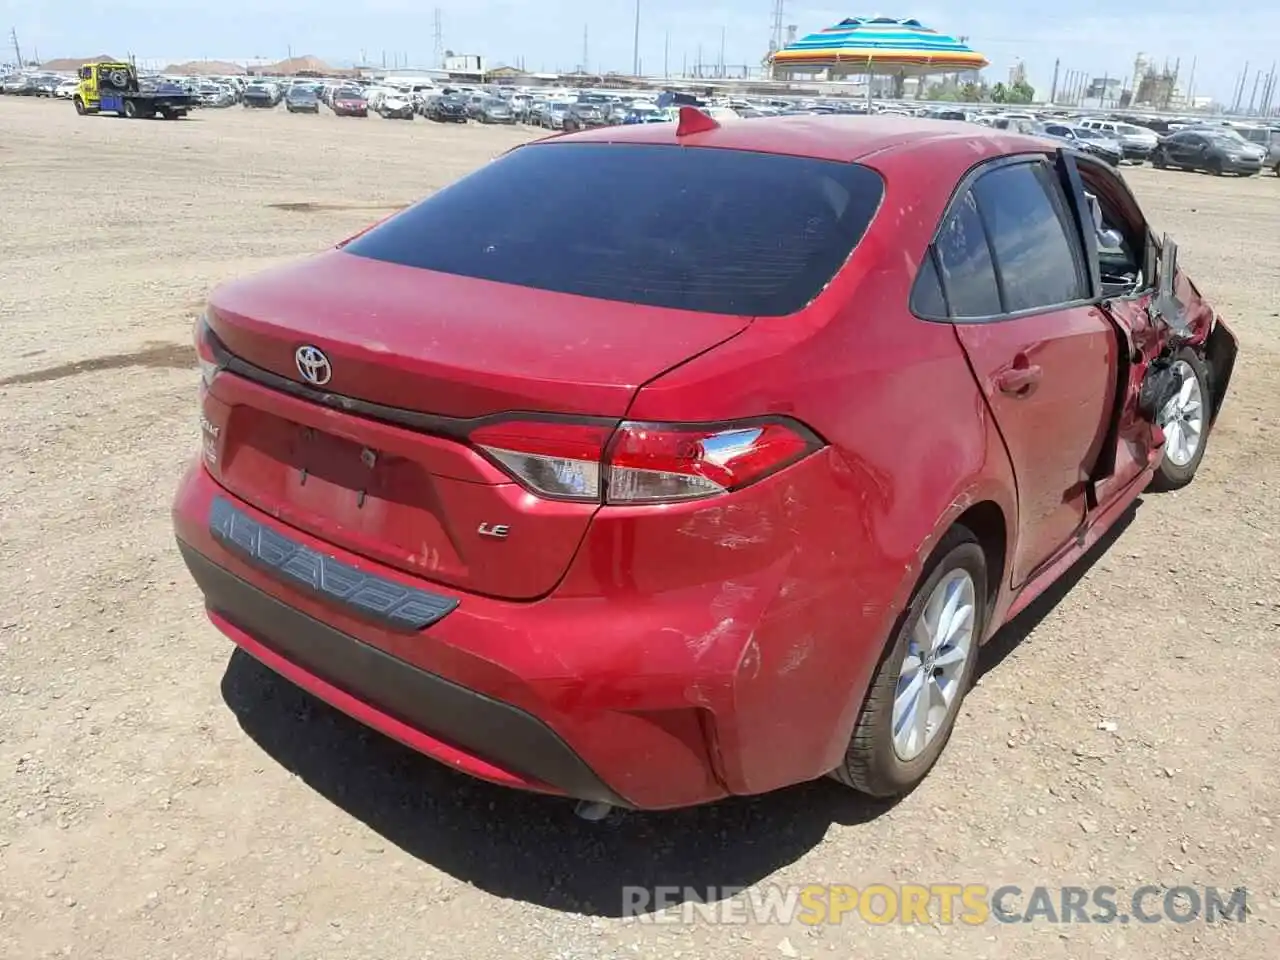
[619,149,1021,793]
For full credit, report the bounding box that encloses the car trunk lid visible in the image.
[202,250,750,599]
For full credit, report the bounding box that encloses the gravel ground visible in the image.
[1,98,1278,960]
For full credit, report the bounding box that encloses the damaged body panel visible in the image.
[173,117,1236,810]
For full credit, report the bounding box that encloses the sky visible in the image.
[5,0,1278,106]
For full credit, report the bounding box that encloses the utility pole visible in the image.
[718,26,725,79]
[1049,58,1060,104]
[10,27,22,68]
[1232,61,1249,112]
[1248,69,1261,115]
[433,8,444,68]
[663,31,669,78]
[1185,56,1196,108]
[631,0,640,76]
[582,24,588,74]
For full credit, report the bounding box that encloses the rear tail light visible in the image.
[194,315,222,388]
[470,418,821,504]
[469,420,611,501]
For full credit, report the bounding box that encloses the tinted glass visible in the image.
[910,253,948,318]
[934,190,1002,318]
[345,143,885,316]
[972,163,1086,313]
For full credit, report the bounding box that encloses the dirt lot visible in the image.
[1,97,1278,960]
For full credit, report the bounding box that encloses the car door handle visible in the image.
[995,364,1043,396]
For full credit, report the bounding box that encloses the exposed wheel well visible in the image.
[953,501,1007,615]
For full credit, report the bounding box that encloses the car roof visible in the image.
[540,115,1055,166]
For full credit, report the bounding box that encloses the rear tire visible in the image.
[1207,157,1223,176]
[1151,149,1167,169]
[831,525,987,797]
[123,100,138,119]
[1149,348,1211,492]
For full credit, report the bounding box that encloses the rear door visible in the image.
[933,159,1118,586]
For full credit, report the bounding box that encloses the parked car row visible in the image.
[5,66,1280,174]
[961,108,1278,176]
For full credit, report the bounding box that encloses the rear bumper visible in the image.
[179,540,628,805]
[174,449,885,809]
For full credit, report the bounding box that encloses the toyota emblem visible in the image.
[295,345,332,386]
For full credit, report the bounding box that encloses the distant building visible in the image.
[1008,59,1027,87]
[486,65,526,81]
[442,54,485,77]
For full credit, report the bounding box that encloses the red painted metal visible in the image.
[174,117,1234,808]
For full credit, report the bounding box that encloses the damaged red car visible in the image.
[173,112,1238,811]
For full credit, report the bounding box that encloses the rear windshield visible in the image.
[344,142,884,316]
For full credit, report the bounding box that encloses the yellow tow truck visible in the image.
[73,61,194,120]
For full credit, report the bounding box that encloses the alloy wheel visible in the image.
[892,569,977,761]
[1159,360,1204,468]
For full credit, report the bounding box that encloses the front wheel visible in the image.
[831,526,986,797]
[73,96,86,115]
[1150,348,1211,492]
[1206,157,1223,176]
[1152,149,1167,169]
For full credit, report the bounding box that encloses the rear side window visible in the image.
[934,190,1002,318]
[344,143,885,316]
[909,253,948,318]
[971,163,1087,313]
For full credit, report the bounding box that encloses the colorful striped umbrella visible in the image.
[771,16,989,75]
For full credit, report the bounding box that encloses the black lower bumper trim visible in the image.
[178,540,629,806]
[208,496,457,632]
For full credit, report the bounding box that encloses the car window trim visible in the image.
[912,152,1097,325]
[1029,159,1092,298]
[1052,148,1102,298]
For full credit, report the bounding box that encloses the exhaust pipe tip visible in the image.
[574,800,613,822]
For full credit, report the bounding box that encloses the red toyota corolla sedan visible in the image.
[174,111,1238,811]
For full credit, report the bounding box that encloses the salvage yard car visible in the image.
[425,93,469,123]
[175,112,1237,812]
[1152,128,1266,176]
[284,86,320,114]
[330,87,368,117]
[1036,122,1124,166]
